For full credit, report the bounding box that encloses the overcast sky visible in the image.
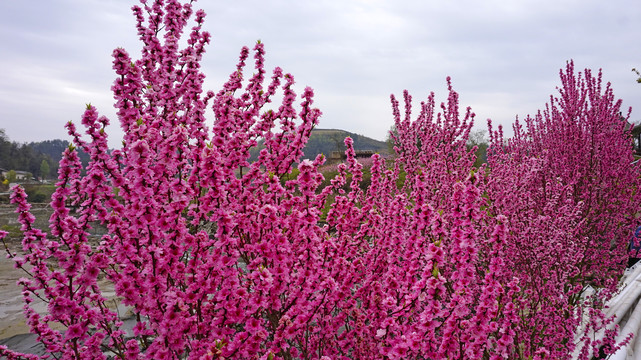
[1,0,640,148]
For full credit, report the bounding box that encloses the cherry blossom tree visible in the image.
[485,62,639,359]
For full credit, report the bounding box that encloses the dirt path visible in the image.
[0,203,62,340]
[0,252,35,340]
[0,250,131,356]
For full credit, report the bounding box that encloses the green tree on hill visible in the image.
[467,129,488,167]
[5,170,16,183]
[40,159,50,180]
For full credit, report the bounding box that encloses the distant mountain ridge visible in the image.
[1,128,387,178]
[248,128,389,162]
[302,128,389,160]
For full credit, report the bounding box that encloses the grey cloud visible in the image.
[1,0,640,145]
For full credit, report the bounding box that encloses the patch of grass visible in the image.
[22,184,55,203]
[1,224,23,240]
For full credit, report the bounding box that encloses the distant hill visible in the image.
[303,129,389,159]
[0,127,387,180]
[27,139,91,174]
[28,139,70,164]
[0,128,93,182]
[249,128,389,162]
[0,130,57,180]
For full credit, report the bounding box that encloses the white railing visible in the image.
[574,263,641,359]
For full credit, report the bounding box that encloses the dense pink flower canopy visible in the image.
[1,1,639,359]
